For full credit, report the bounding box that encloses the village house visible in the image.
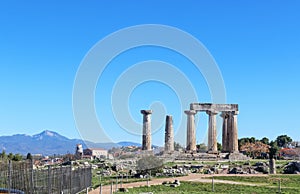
[280,148,300,159]
[83,148,108,159]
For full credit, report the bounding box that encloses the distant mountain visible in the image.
[0,130,128,156]
[32,130,69,141]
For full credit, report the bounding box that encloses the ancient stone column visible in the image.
[227,112,233,152]
[164,115,174,152]
[221,112,229,152]
[269,158,276,174]
[231,111,239,153]
[185,110,197,152]
[228,111,239,153]
[207,110,218,153]
[141,110,152,151]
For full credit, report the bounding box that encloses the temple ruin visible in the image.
[141,102,239,154]
[186,103,239,153]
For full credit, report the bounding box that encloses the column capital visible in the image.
[227,110,239,116]
[184,110,197,115]
[141,110,153,115]
[231,111,239,115]
[206,110,218,115]
[220,111,229,118]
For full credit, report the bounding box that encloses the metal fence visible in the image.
[0,160,91,194]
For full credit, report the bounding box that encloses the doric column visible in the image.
[184,110,197,152]
[164,115,174,152]
[220,112,229,152]
[207,110,218,153]
[231,111,239,153]
[227,112,233,152]
[141,110,152,151]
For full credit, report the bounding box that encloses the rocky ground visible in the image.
[88,173,269,194]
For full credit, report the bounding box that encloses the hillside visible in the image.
[0,130,135,155]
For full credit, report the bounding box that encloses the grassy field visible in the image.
[91,173,144,189]
[91,159,297,192]
[213,174,300,189]
[114,175,300,194]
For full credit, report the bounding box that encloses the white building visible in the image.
[83,148,107,159]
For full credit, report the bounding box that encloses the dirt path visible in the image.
[188,178,265,186]
[89,174,268,194]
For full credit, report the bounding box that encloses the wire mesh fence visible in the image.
[0,160,91,194]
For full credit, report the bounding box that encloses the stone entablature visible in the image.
[190,103,238,112]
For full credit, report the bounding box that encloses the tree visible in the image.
[240,142,269,158]
[217,142,222,151]
[196,143,207,152]
[5,153,23,161]
[63,153,75,161]
[249,137,256,143]
[276,135,292,148]
[174,142,183,151]
[26,153,33,160]
[260,137,269,145]
[8,153,14,160]
[136,155,163,175]
[12,154,23,161]
[269,141,279,159]
[0,150,7,160]
[238,138,251,149]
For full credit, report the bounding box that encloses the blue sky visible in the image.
[0,1,300,146]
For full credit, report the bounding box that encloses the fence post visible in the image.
[110,181,113,194]
[83,167,86,191]
[59,165,63,193]
[278,179,281,193]
[69,164,72,194]
[89,166,92,188]
[116,176,118,192]
[8,160,12,194]
[99,183,102,194]
[121,174,123,188]
[212,176,214,192]
[60,167,64,194]
[48,165,52,194]
[30,159,34,193]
